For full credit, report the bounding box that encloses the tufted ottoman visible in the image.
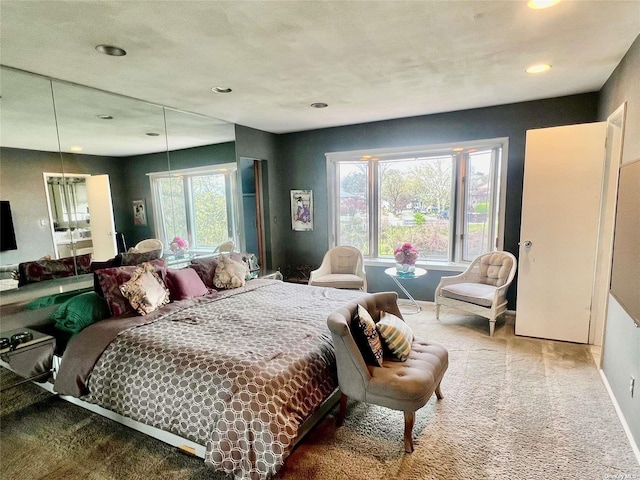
[327,291,449,453]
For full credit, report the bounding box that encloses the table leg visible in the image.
[390,277,421,314]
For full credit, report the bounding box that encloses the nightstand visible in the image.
[0,327,55,392]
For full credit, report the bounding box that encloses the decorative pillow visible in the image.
[90,256,119,272]
[18,253,92,287]
[352,304,384,367]
[52,291,111,334]
[213,255,249,289]
[165,268,209,301]
[25,288,93,310]
[95,259,167,316]
[120,265,169,315]
[230,252,260,280]
[189,257,219,288]
[118,249,162,266]
[376,311,414,361]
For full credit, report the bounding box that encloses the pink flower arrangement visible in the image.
[169,236,189,253]
[394,242,419,265]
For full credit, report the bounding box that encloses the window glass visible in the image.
[149,164,237,253]
[338,162,369,255]
[329,140,505,264]
[463,150,494,261]
[191,174,229,249]
[157,176,187,243]
[378,155,453,261]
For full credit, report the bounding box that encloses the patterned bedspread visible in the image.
[59,280,366,480]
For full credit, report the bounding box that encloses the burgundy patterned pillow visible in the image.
[95,259,167,316]
[18,253,92,287]
[118,249,162,266]
[189,257,219,288]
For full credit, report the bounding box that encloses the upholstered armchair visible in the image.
[327,292,449,453]
[309,246,367,291]
[134,238,164,257]
[213,240,235,254]
[435,251,517,337]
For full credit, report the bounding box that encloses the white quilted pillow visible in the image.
[213,255,249,289]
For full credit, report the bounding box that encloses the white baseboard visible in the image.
[599,369,640,466]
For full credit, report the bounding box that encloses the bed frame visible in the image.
[1,304,341,461]
[40,358,341,458]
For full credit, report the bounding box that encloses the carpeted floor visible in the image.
[1,302,639,480]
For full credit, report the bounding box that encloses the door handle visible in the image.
[519,240,533,249]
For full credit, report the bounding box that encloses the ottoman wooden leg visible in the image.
[435,383,444,400]
[403,410,415,453]
[336,393,348,427]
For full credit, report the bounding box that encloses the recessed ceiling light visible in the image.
[95,44,127,56]
[145,132,160,137]
[211,86,232,94]
[311,102,328,108]
[97,114,113,120]
[452,147,464,152]
[527,0,560,9]
[70,146,83,152]
[526,63,552,74]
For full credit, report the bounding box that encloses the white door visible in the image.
[86,175,117,261]
[515,122,606,343]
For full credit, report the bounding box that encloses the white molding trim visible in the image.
[599,369,640,465]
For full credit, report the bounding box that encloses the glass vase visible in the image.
[396,263,415,274]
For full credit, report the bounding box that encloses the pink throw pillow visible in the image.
[165,268,209,301]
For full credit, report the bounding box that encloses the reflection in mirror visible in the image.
[0,67,62,292]
[44,174,92,259]
[51,80,168,262]
[0,65,236,305]
[153,108,238,262]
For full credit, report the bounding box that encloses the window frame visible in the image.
[326,138,508,266]
[148,163,239,252]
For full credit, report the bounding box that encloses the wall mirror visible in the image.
[44,173,92,259]
[0,65,236,303]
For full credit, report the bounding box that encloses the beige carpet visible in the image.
[1,302,639,480]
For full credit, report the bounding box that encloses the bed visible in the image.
[52,277,367,480]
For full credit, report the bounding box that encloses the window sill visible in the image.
[364,258,467,273]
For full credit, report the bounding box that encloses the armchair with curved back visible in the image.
[309,246,367,291]
[212,240,235,255]
[435,251,517,337]
[134,238,164,257]
[327,292,449,453]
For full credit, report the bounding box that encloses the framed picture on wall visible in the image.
[133,199,147,226]
[291,190,313,231]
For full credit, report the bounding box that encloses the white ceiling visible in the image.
[1,0,639,147]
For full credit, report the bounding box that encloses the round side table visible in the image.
[384,267,428,314]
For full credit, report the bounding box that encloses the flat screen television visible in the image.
[0,200,18,251]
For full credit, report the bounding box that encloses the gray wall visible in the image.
[234,125,280,271]
[260,94,599,303]
[599,33,640,451]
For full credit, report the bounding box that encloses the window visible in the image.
[149,164,239,252]
[327,139,507,264]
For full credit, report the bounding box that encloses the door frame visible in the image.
[590,102,627,355]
